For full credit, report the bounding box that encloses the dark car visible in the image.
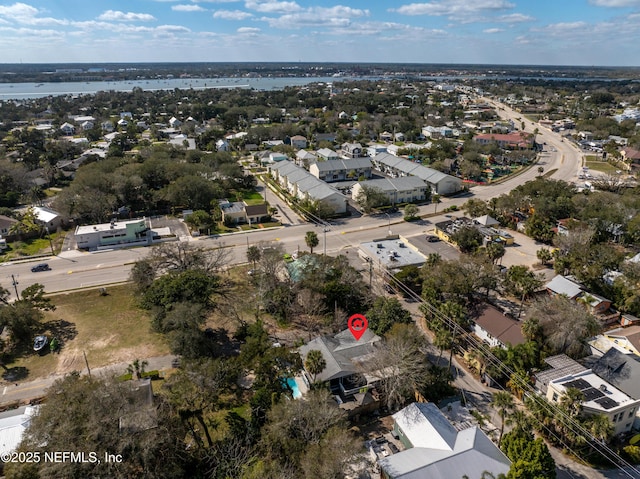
[31,263,50,272]
[426,235,440,242]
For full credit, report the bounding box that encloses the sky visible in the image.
[0,0,639,66]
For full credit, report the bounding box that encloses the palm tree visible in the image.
[585,413,614,444]
[127,358,149,380]
[560,387,584,418]
[491,391,515,447]
[506,408,532,436]
[304,349,326,383]
[305,230,319,254]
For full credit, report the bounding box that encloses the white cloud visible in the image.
[237,26,260,33]
[0,2,68,26]
[245,0,302,14]
[213,9,253,19]
[97,10,156,22]
[259,5,369,29]
[588,0,640,6]
[391,0,514,17]
[497,13,534,23]
[483,27,504,33]
[172,5,206,12]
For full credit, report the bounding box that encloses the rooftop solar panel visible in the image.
[582,387,605,401]
[595,397,619,410]
[564,378,590,390]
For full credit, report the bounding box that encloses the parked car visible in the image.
[426,235,440,242]
[31,263,50,272]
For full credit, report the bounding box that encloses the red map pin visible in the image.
[348,314,368,341]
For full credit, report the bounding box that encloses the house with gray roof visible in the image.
[371,152,462,195]
[544,275,583,300]
[317,147,340,161]
[379,402,511,479]
[269,160,347,214]
[298,329,381,401]
[351,177,429,205]
[309,158,372,182]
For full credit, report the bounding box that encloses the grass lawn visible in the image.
[8,285,169,380]
[242,190,266,206]
[585,159,618,175]
[0,232,64,262]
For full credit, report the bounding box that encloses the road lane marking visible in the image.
[3,387,6,395]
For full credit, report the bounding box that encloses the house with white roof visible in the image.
[379,402,510,479]
[215,139,230,152]
[33,206,63,231]
[371,153,462,195]
[0,406,39,457]
[547,369,640,435]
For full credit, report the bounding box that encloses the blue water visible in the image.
[286,377,302,399]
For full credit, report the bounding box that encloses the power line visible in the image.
[377,266,640,478]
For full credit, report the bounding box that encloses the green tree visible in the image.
[305,230,319,254]
[451,225,483,254]
[432,193,441,214]
[9,373,189,479]
[304,349,326,383]
[485,241,506,264]
[126,358,149,380]
[503,265,543,318]
[501,430,556,479]
[355,184,390,213]
[536,248,553,266]
[403,203,419,221]
[365,296,412,336]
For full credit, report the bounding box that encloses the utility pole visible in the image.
[45,227,54,255]
[83,350,91,378]
[323,227,327,255]
[10,274,19,299]
[369,259,373,289]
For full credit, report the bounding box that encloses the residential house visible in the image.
[216,139,230,152]
[0,406,39,458]
[379,131,393,142]
[33,206,63,231]
[288,135,307,149]
[117,118,128,128]
[371,153,462,195]
[268,152,288,164]
[316,148,340,161]
[544,274,584,300]
[590,325,640,357]
[341,142,363,158]
[219,200,269,225]
[366,144,388,158]
[269,160,347,214]
[421,125,453,139]
[378,402,511,479]
[474,131,534,149]
[59,122,75,135]
[295,149,317,166]
[168,117,182,128]
[0,215,18,240]
[546,368,640,435]
[472,303,525,349]
[545,274,612,315]
[309,158,372,182]
[315,132,337,144]
[81,120,94,131]
[621,147,640,170]
[101,121,114,132]
[351,177,429,205]
[298,328,381,411]
[587,349,640,429]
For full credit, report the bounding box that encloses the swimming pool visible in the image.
[285,377,302,399]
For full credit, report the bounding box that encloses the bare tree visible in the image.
[366,324,431,411]
[296,289,326,339]
[148,242,230,274]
